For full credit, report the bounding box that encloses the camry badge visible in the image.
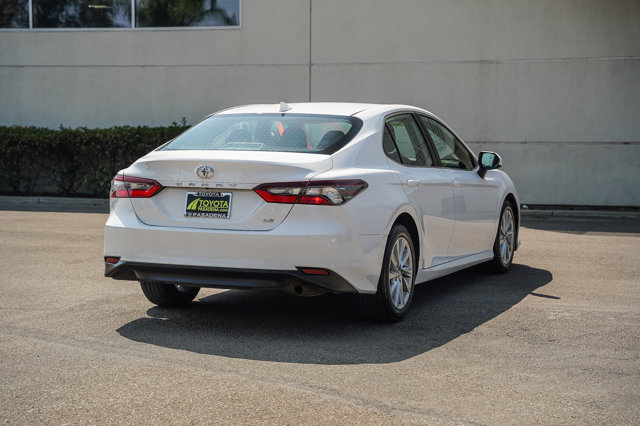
[195,165,215,179]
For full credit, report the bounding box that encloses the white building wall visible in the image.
[310,0,640,206]
[0,0,312,127]
[1,0,639,206]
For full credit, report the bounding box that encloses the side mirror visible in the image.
[477,151,502,178]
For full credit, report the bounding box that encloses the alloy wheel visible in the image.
[388,236,413,310]
[499,207,515,265]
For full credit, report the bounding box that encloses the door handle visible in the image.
[453,178,463,187]
[407,179,421,187]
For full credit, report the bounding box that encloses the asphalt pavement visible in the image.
[0,211,638,424]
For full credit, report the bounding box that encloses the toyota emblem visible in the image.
[195,165,215,179]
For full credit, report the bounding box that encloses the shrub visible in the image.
[0,121,189,197]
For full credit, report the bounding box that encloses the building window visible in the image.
[136,0,239,28]
[1,0,240,29]
[33,0,132,28]
[0,0,29,28]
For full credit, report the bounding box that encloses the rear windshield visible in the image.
[162,113,362,154]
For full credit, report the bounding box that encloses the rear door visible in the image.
[382,113,455,268]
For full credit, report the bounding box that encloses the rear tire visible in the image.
[358,225,416,322]
[489,200,516,273]
[139,280,200,307]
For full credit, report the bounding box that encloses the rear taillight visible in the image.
[111,175,163,198]
[253,179,368,206]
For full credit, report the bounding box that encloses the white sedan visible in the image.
[104,102,520,321]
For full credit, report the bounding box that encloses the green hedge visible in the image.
[0,122,189,198]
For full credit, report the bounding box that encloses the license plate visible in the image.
[184,191,232,218]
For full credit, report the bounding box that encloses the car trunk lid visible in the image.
[125,150,333,231]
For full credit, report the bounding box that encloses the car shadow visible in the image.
[116,264,553,365]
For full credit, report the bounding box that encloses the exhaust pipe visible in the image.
[282,279,327,297]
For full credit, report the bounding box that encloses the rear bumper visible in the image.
[105,261,356,293]
[104,198,385,293]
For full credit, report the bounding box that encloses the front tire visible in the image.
[139,280,200,307]
[489,200,516,273]
[358,224,416,322]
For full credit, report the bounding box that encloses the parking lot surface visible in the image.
[1,211,638,424]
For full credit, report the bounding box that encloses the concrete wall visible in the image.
[1,0,639,206]
[0,0,311,127]
[310,0,640,206]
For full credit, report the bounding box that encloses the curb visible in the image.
[1,196,638,219]
[0,196,109,213]
[521,209,640,220]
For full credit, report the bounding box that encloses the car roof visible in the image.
[214,102,430,118]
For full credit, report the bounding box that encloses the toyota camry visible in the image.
[104,102,520,321]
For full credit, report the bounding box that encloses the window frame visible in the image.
[0,0,242,31]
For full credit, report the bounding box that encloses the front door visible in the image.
[419,116,501,258]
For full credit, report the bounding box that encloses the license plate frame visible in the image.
[184,191,232,219]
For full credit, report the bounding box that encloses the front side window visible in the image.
[420,116,475,169]
[384,114,433,167]
[163,114,361,154]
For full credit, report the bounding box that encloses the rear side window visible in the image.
[163,114,362,154]
[382,126,401,163]
[420,116,476,169]
[384,114,433,167]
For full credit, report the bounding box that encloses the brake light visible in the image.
[253,179,367,206]
[111,175,163,198]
